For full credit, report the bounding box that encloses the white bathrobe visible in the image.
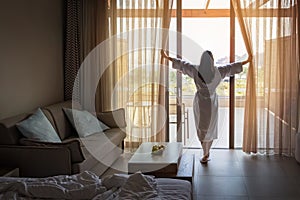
[171,51,243,142]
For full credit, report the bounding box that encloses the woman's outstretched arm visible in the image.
[218,54,252,78]
[160,49,198,79]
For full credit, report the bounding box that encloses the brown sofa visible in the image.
[0,101,126,177]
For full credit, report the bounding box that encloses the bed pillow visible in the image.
[16,108,62,143]
[63,108,110,138]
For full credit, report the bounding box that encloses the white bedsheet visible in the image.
[0,171,105,199]
[0,171,191,200]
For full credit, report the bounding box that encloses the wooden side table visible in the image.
[148,153,194,183]
[0,167,19,177]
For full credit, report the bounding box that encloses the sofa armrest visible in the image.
[19,138,84,163]
[97,108,126,128]
[0,145,72,177]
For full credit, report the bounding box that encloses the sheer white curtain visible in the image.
[232,0,299,155]
[106,0,174,149]
[74,0,173,151]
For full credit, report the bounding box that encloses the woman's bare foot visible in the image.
[200,154,210,164]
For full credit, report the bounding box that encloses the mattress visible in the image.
[157,178,192,200]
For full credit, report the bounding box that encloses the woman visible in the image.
[161,50,251,163]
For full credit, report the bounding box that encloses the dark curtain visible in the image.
[64,0,81,100]
[64,0,108,102]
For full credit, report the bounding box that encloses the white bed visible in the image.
[156,178,192,199]
[0,171,192,200]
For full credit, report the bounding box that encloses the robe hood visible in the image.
[198,50,215,84]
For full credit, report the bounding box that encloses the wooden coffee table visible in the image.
[128,142,194,182]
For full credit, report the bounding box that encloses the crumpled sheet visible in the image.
[0,171,160,200]
[95,172,160,200]
[0,171,105,200]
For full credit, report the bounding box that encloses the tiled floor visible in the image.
[192,149,300,200]
[103,149,300,200]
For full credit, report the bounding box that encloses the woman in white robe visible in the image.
[161,50,251,163]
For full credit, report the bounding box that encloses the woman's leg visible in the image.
[201,140,213,156]
[206,140,213,157]
[200,140,213,163]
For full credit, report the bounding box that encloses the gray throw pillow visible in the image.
[63,108,110,138]
[16,108,62,143]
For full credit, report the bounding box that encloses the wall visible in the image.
[0,0,64,120]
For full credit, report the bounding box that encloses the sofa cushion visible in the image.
[16,108,62,143]
[104,129,126,147]
[63,108,109,138]
[73,145,123,175]
[42,109,58,133]
[97,108,127,128]
[80,129,126,161]
[72,146,99,174]
[43,101,80,140]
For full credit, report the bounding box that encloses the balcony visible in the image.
[169,95,246,148]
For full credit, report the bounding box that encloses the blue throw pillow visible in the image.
[16,108,62,143]
[63,108,110,138]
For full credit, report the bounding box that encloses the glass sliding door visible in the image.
[168,0,183,144]
[168,0,260,149]
[182,18,231,148]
